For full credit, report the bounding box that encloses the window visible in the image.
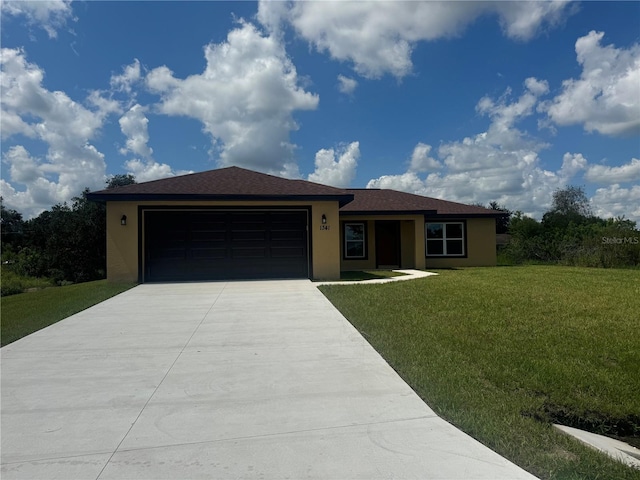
[426,222,465,256]
[344,222,366,259]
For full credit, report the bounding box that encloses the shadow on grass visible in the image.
[339,270,405,281]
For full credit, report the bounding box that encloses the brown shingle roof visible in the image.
[87,166,353,205]
[341,189,503,217]
[88,166,502,217]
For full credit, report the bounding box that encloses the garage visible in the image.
[143,209,309,282]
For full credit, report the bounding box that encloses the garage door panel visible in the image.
[231,246,268,258]
[144,210,308,281]
[232,230,267,241]
[191,247,227,259]
[271,247,305,258]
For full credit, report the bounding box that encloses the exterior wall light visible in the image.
[121,215,127,226]
[321,214,327,224]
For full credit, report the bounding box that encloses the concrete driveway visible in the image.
[1,280,537,479]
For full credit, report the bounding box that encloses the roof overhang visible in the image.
[86,192,355,208]
[424,212,508,219]
[340,209,438,216]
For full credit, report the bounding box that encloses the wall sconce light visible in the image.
[321,214,327,224]
[120,215,127,226]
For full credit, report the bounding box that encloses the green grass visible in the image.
[338,270,406,281]
[319,266,640,480]
[1,280,136,347]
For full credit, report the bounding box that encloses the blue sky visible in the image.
[1,1,639,221]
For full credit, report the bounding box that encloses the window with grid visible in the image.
[344,223,366,259]
[425,222,465,256]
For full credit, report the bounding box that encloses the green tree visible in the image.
[488,201,512,234]
[106,174,136,189]
[0,198,25,251]
[549,185,592,216]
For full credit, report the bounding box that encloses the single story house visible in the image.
[87,166,503,283]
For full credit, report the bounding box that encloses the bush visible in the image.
[0,267,54,297]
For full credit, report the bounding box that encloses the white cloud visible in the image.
[543,31,640,137]
[116,103,191,183]
[367,79,564,218]
[307,141,359,188]
[1,0,75,39]
[111,59,142,95]
[495,1,572,41]
[119,104,153,158]
[123,159,191,184]
[337,74,357,95]
[585,158,640,185]
[409,143,441,173]
[3,145,40,184]
[559,152,587,181]
[260,1,574,78]
[367,171,427,193]
[0,48,111,217]
[591,184,640,222]
[145,21,318,176]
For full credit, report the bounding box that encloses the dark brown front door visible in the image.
[375,221,400,268]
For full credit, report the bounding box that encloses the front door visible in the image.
[375,221,400,268]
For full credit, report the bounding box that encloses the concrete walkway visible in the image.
[315,268,438,286]
[1,280,537,479]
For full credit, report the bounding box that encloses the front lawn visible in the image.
[319,266,640,480]
[1,280,136,347]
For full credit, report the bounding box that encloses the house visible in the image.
[87,166,503,283]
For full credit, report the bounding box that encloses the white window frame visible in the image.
[344,222,367,259]
[425,222,465,256]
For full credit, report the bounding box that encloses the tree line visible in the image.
[494,186,640,268]
[1,175,135,295]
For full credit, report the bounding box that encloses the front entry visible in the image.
[375,221,400,268]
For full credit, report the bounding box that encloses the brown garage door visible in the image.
[144,210,309,282]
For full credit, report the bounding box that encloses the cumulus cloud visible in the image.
[409,143,441,173]
[259,1,574,78]
[119,104,153,158]
[123,159,191,183]
[367,79,565,218]
[0,48,111,217]
[116,103,190,182]
[591,184,640,222]
[1,0,75,39]
[337,74,358,95]
[111,59,142,95]
[307,141,359,188]
[495,1,572,41]
[146,21,318,176]
[559,152,588,181]
[543,31,640,137]
[585,158,640,185]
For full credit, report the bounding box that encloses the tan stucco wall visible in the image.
[339,215,426,271]
[105,200,341,283]
[425,217,497,268]
[338,215,495,271]
[106,202,139,283]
